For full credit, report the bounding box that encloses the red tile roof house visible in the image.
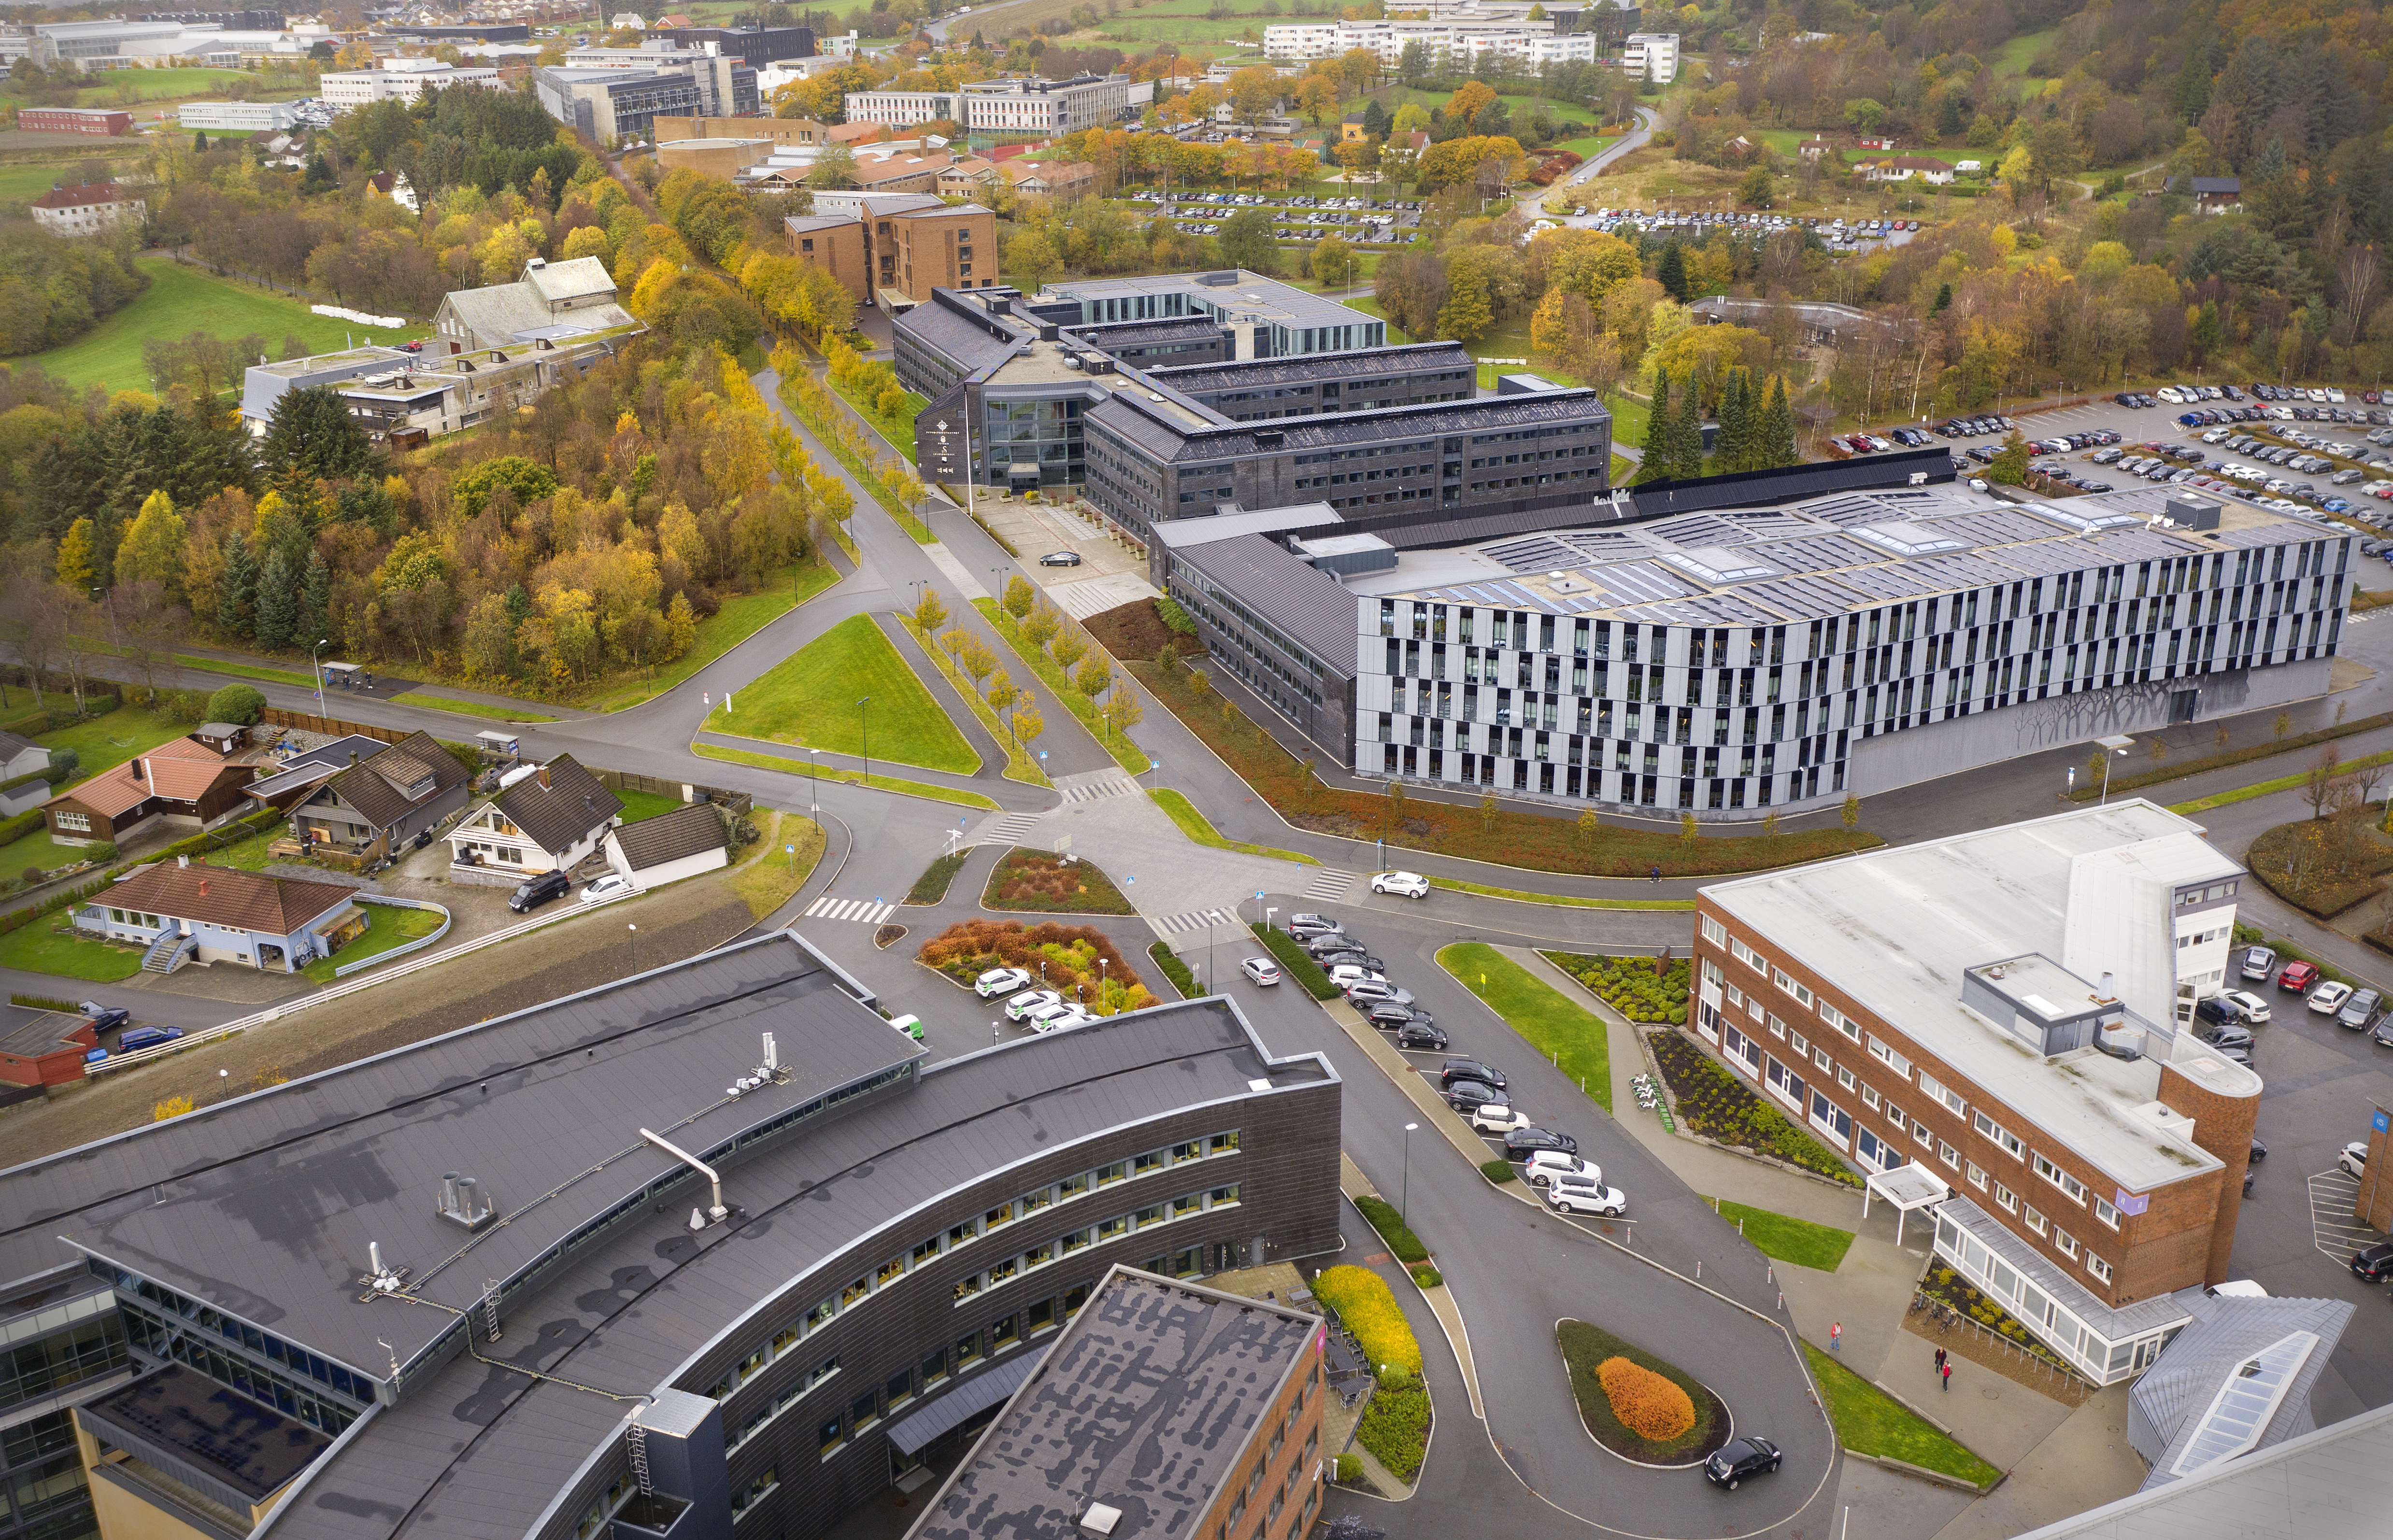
[42,739,257,848]
[75,858,363,975]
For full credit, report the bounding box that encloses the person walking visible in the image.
[1934,1346,1948,1373]
[1830,1322,1842,1353]
[1650,864,1661,883]
[1940,1361,1953,1392]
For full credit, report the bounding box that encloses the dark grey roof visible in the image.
[1067,317,1225,348]
[0,729,41,762]
[494,754,623,855]
[2169,176,2240,195]
[1627,447,1957,517]
[896,287,1030,377]
[887,1342,1050,1455]
[251,989,1333,1540]
[0,1005,86,1058]
[608,801,727,871]
[242,735,395,805]
[1175,534,1360,673]
[1088,387,1609,464]
[1147,340,1475,393]
[908,1267,1319,1540]
[321,732,469,830]
[84,1364,333,1505]
[2130,1288,2354,1489]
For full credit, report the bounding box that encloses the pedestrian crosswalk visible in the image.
[1153,906,1237,936]
[981,813,1041,845]
[1055,770,1139,803]
[804,895,897,925]
[1302,870,1359,903]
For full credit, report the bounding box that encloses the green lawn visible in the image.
[172,654,322,688]
[690,741,998,809]
[1992,28,2056,77]
[1708,1198,1855,1272]
[589,560,840,713]
[1805,1343,2002,1488]
[828,374,929,461]
[614,789,682,824]
[1428,876,1692,909]
[977,600,1152,775]
[25,255,394,395]
[0,831,108,883]
[302,904,443,983]
[1149,789,1317,864]
[1436,942,1612,1113]
[704,614,977,774]
[0,919,142,982]
[0,156,139,207]
[404,694,559,724]
[1605,391,1652,449]
[1552,134,1621,161]
[39,708,188,781]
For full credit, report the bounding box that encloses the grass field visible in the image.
[588,560,840,713]
[691,742,998,810]
[731,810,825,918]
[0,156,141,207]
[1993,28,2056,77]
[613,789,682,824]
[0,830,107,881]
[0,919,142,982]
[302,904,443,982]
[39,708,188,782]
[0,67,251,110]
[705,614,977,774]
[1438,942,1612,1113]
[1804,1343,2002,1487]
[1553,134,1622,161]
[405,694,559,723]
[25,255,378,395]
[1708,1198,1855,1271]
[1149,788,1316,864]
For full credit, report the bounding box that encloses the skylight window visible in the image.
[2168,1330,2318,1477]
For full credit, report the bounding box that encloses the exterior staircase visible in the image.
[141,930,194,974]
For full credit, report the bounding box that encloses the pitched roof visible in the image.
[438,276,636,348]
[493,755,623,855]
[0,729,43,763]
[607,801,726,872]
[322,732,469,830]
[520,256,615,304]
[147,737,228,762]
[32,182,137,210]
[105,861,356,935]
[49,749,249,817]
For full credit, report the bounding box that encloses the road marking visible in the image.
[1054,770,1139,803]
[1153,907,1234,935]
[804,896,895,924]
[975,812,1041,846]
[1302,870,1358,903]
[2306,1167,2381,1262]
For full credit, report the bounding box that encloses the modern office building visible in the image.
[905,1266,1326,1540]
[320,62,499,105]
[959,72,1135,136]
[845,86,962,127]
[656,23,814,67]
[1694,801,2260,1384]
[1623,31,1680,81]
[0,931,1339,1540]
[536,52,757,140]
[429,254,639,352]
[177,99,305,132]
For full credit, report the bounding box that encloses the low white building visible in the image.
[1623,32,1679,83]
[29,181,143,237]
[321,63,501,106]
[179,99,305,133]
[602,801,729,889]
[843,87,961,127]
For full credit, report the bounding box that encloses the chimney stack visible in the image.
[178,855,190,868]
[197,878,209,897]
[537,763,550,790]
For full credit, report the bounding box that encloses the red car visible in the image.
[2278,961,2321,993]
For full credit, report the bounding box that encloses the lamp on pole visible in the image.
[805,747,819,818]
[1401,1122,1419,1228]
[857,696,871,784]
[626,922,637,971]
[2096,734,2133,805]
[311,637,330,707]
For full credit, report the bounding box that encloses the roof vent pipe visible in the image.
[2096,970,2117,1002]
[643,1127,728,1223]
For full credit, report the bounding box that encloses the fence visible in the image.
[85,888,633,1074]
[334,895,453,978]
[592,768,752,817]
[259,709,410,744]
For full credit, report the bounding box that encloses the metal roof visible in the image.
[1108,388,1609,463]
[1173,534,1361,672]
[2131,1289,2354,1487]
[1147,340,1475,393]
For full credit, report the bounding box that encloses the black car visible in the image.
[1395,1021,1448,1051]
[1304,932,1365,958]
[2354,1240,2393,1282]
[2250,1135,2269,1162]
[2374,1018,2393,1050]
[1364,1001,1425,1030]
[1037,551,1082,567]
[1442,1079,1506,1112]
[508,869,572,913]
[1314,949,1387,972]
[1704,1436,1781,1490]
[80,1002,130,1035]
[1502,1126,1579,1159]
[2194,996,2258,1030]
[1440,1058,1506,1092]
[2196,1022,2255,1051]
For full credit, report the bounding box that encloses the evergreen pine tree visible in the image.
[253,549,296,651]
[1655,241,1691,303]
[1675,373,1708,478]
[192,130,208,153]
[218,530,256,637]
[298,551,331,648]
[1718,370,1750,473]
[1762,374,1796,467]
[1633,370,1675,484]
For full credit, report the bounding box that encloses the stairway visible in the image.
[141,930,193,974]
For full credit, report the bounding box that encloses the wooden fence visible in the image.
[259,709,412,744]
[259,711,750,815]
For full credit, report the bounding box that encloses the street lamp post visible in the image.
[806,747,819,818]
[627,922,637,971]
[2096,734,2133,804]
[311,637,330,708]
[857,696,871,784]
[1401,1122,1419,1228]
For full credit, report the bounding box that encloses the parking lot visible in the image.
[1125,189,1419,247]
[1541,205,1922,256]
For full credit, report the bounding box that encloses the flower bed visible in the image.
[1917,1262,2073,1373]
[1555,1319,1730,1467]
[916,920,1155,1016]
[1542,950,1690,1025]
[981,848,1136,916]
[1647,1029,1861,1187]
[905,850,969,906]
[1312,1265,1431,1483]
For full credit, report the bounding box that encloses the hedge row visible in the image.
[1357,1377,1430,1482]
[1251,923,1339,999]
[1147,941,1196,998]
[1311,1265,1423,1376]
[1352,1195,1429,1265]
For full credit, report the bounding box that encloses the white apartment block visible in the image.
[1623,31,1678,83]
[321,64,500,106]
[179,99,304,132]
[30,182,143,236]
[843,89,962,127]
[959,73,1133,136]
[1263,18,1562,68]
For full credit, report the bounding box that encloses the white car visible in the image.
[975,967,1033,999]
[1028,1002,1091,1032]
[1370,870,1430,898]
[1469,1102,1527,1133]
[1325,962,1386,988]
[1545,1174,1629,1216]
[2308,980,2354,1015]
[582,872,634,902]
[2340,1141,2369,1179]
[1524,1152,1602,1187]
[1239,957,1281,986]
[1004,989,1062,1022]
[2216,989,2271,1024]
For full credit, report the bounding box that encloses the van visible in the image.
[887,1014,924,1042]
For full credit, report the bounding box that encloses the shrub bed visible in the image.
[1312,1265,1424,1376]
[1647,1029,1861,1186]
[1481,1158,1518,1183]
[1083,598,1184,663]
[1917,1262,2072,1372]
[1352,1195,1429,1265]
[981,848,1136,915]
[1358,1373,1431,1482]
[916,920,1155,1016]
[1148,941,1196,998]
[1556,1319,1729,1466]
[905,850,969,906]
[2246,817,2393,918]
[1126,657,1878,877]
[1251,922,1338,999]
[1542,951,1690,1025]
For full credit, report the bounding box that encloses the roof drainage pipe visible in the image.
[642,1127,730,1225]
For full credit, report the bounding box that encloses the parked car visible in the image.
[1469,1101,1526,1133]
[2340,1141,2369,1179]
[2241,947,2277,981]
[2195,1022,2255,1051]
[1031,1004,1094,1033]
[1304,932,1367,958]
[1004,989,1062,1022]
[117,1026,183,1052]
[2217,989,2271,1023]
[509,869,572,913]
[1364,1000,1427,1030]
[2194,996,2255,1031]
[1544,1173,1628,1216]
[2250,1136,2268,1161]
[2339,987,2384,1031]
[1344,979,1415,1006]
[2352,1239,2393,1282]
[1285,914,1343,939]
[2308,980,2355,1015]
[2372,1017,2393,1049]
[582,872,634,903]
[1395,1020,1449,1051]
[1325,962,1388,989]
[1442,1078,1507,1113]
[1704,1437,1783,1491]
[975,966,1034,998]
[1501,1126,1579,1159]
[887,1014,925,1042]
[1370,870,1430,898]
[1037,551,1083,567]
[2277,960,2321,993]
[80,1002,129,1035]
[1440,1058,1507,1092]
[1524,1151,1601,1186]
[1239,957,1281,986]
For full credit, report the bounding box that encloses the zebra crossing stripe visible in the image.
[803,896,895,924]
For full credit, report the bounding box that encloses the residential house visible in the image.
[281,732,471,857]
[1339,110,1366,142]
[237,734,401,814]
[447,756,624,888]
[1865,155,1953,184]
[0,730,54,819]
[77,856,363,974]
[852,151,954,196]
[1001,157,1096,199]
[1856,134,1894,150]
[44,739,255,848]
[603,801,729,888]
[2167,175,2241,212]
[0,1004,98,1090]
[939,156,1000,196]
[430,254,640,354]
[1798,138,1831,162]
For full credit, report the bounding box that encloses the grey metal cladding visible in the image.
[1154,390,1606,462]
[1177,534,1361,670]
[1146,340,1475,391]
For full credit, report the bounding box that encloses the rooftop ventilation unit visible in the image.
[1848,521,1966,558]
[1080,1503,1124,1536]
[436,1172,496,1230]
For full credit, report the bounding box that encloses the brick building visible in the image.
[785,195,994,310]
[15,107,129,135]
[1694,802,2262,1384]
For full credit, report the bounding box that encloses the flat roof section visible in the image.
[83,1364,333,1505]
[1174,534,1362,672]
[1042,270,1370,334]
[1146,340,1476,392]
[908,1267,1320,1540]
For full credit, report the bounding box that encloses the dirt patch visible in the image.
[1084,598,1184,663]
[0,875,756,1168]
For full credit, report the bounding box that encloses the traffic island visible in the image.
[1555,1318,1733,1469]
[916,919,1157,1016]
[980,847,1136,915]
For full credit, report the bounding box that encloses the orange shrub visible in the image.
[1596,1356,1695,1442]
[916,919,1154,1013]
